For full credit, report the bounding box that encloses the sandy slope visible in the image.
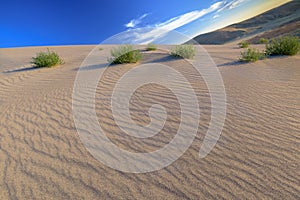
[0,45,299,199]
[190,0,300,44]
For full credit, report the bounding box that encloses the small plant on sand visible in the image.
[240,48,266,62]
[146,43,157,51]
[31,49,64,68]
[170,45,195,59]
[108,45,142,64]
[266,36,300,56]
[99,47,104,51]
[238,41,250,48]
[259,38,269,44]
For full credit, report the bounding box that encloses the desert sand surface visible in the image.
[0,45,299,199]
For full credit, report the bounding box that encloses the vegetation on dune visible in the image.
[259,38,269,44]
[108,45,142,64]
[238,36,299,63]
[238,41,250,48]
[240,48,266,63]
[266,36,300,56]
[146,43,157,51]
[31,49,64,68]
[170,45,195,59]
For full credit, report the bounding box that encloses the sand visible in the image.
[0,44,299,199]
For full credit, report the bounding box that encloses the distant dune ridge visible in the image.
[189,0,300,44]
[0,45,299,199]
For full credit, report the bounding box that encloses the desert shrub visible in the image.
[238,41,250,48]
[99,47,103,51]
[31,49,64,68]
[146,44,157,51]
[240,48,266,62]
[170,45,195,59]
[266,36,300,56]
[259,38,269,44]
[108,45,142,64]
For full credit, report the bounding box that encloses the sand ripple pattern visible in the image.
[0,45,299,199]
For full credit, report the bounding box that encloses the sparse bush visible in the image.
[146,44,157,51]
[31,49,64,68]
[108,45,142,64]
[259,38,269,44]
[170,45,195,59]
[240,48,266,62]
[266,36,300,56]
[238,41,250,48]
[99,47,103,51]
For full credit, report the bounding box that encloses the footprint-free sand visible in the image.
[0,45,299,199]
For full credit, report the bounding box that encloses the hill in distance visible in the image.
[189,0,300,45]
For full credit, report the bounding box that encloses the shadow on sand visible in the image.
[218,60,248,67]
[73,52,182,71]
[2,66,38,74]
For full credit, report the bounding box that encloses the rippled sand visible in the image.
[0,45,299,199]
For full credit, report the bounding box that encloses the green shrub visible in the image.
[99,47,103,51]
[170,45,195,59]
[146,44,157,51]
[240,48,266,62]
[266,36,300,56]
[259,38,269,44]
[108,45,142,64]
[238,41,250,48]
[31,49,64,68]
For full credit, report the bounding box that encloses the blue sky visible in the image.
[0,0,291,47]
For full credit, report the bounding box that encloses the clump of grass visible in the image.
[240,48,266,62]
[108,45,142,64]
[170,45,195,59]
[259,38,269,44]
[238,41,250,48]
[99,47,104,51]
[146,43,157,51]
[266,36,300,56]
[31,49,64,68]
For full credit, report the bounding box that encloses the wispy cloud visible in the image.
[127,1,224,44]
[217,0,247,12]
[116,0,283,45]
[156,1,223,30]
[125,13,149,28]
[213,14,220,19]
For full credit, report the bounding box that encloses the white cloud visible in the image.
[217,0,247,12]
[114,0,289,45]
[213,14,220,19]
[127,1,224,44]
[125,13,149,28]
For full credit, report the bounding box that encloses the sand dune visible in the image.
[0,45,299,199]
[190,0,300,44]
